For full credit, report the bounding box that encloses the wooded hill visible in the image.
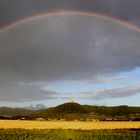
[0,107,34,119]
[0,102,140,120]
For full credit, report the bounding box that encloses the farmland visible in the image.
[0,102,139,139]
[0,120,140,140]
[0,120,140,130]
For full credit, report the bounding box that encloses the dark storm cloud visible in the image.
[1,15,140,81]
[0,14,140,101]
[0,0,140,29]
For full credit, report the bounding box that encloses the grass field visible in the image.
[0,120,140,130]
[0,129,139,140]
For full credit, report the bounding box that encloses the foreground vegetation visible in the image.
[0,129,139,140]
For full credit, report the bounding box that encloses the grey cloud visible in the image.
[0,14,140,101]
[88,76,129,84]
[0,15,140,81]
[81,83,140,100]
[0,82,60,102]
[1,0,140,29]
[0,81,73,102]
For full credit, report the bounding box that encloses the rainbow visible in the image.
[1,10,140,32]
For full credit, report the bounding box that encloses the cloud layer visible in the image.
[0,14,140,101]
[81,83,140,100]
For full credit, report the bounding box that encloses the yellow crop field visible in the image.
[0,120,140,130]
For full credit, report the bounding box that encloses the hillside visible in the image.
[83,105,140,116]
[0,107,35,118]
[29,102,140,120]
[29,102,90,120]
[0,102,140,120]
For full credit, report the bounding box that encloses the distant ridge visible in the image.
[0,107,34,118]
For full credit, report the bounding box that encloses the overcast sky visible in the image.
[0,0,140,107]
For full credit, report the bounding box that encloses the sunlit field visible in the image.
[0,120,140,130]
[0,120,140,139]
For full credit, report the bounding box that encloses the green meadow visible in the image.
[0,129,139,140]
